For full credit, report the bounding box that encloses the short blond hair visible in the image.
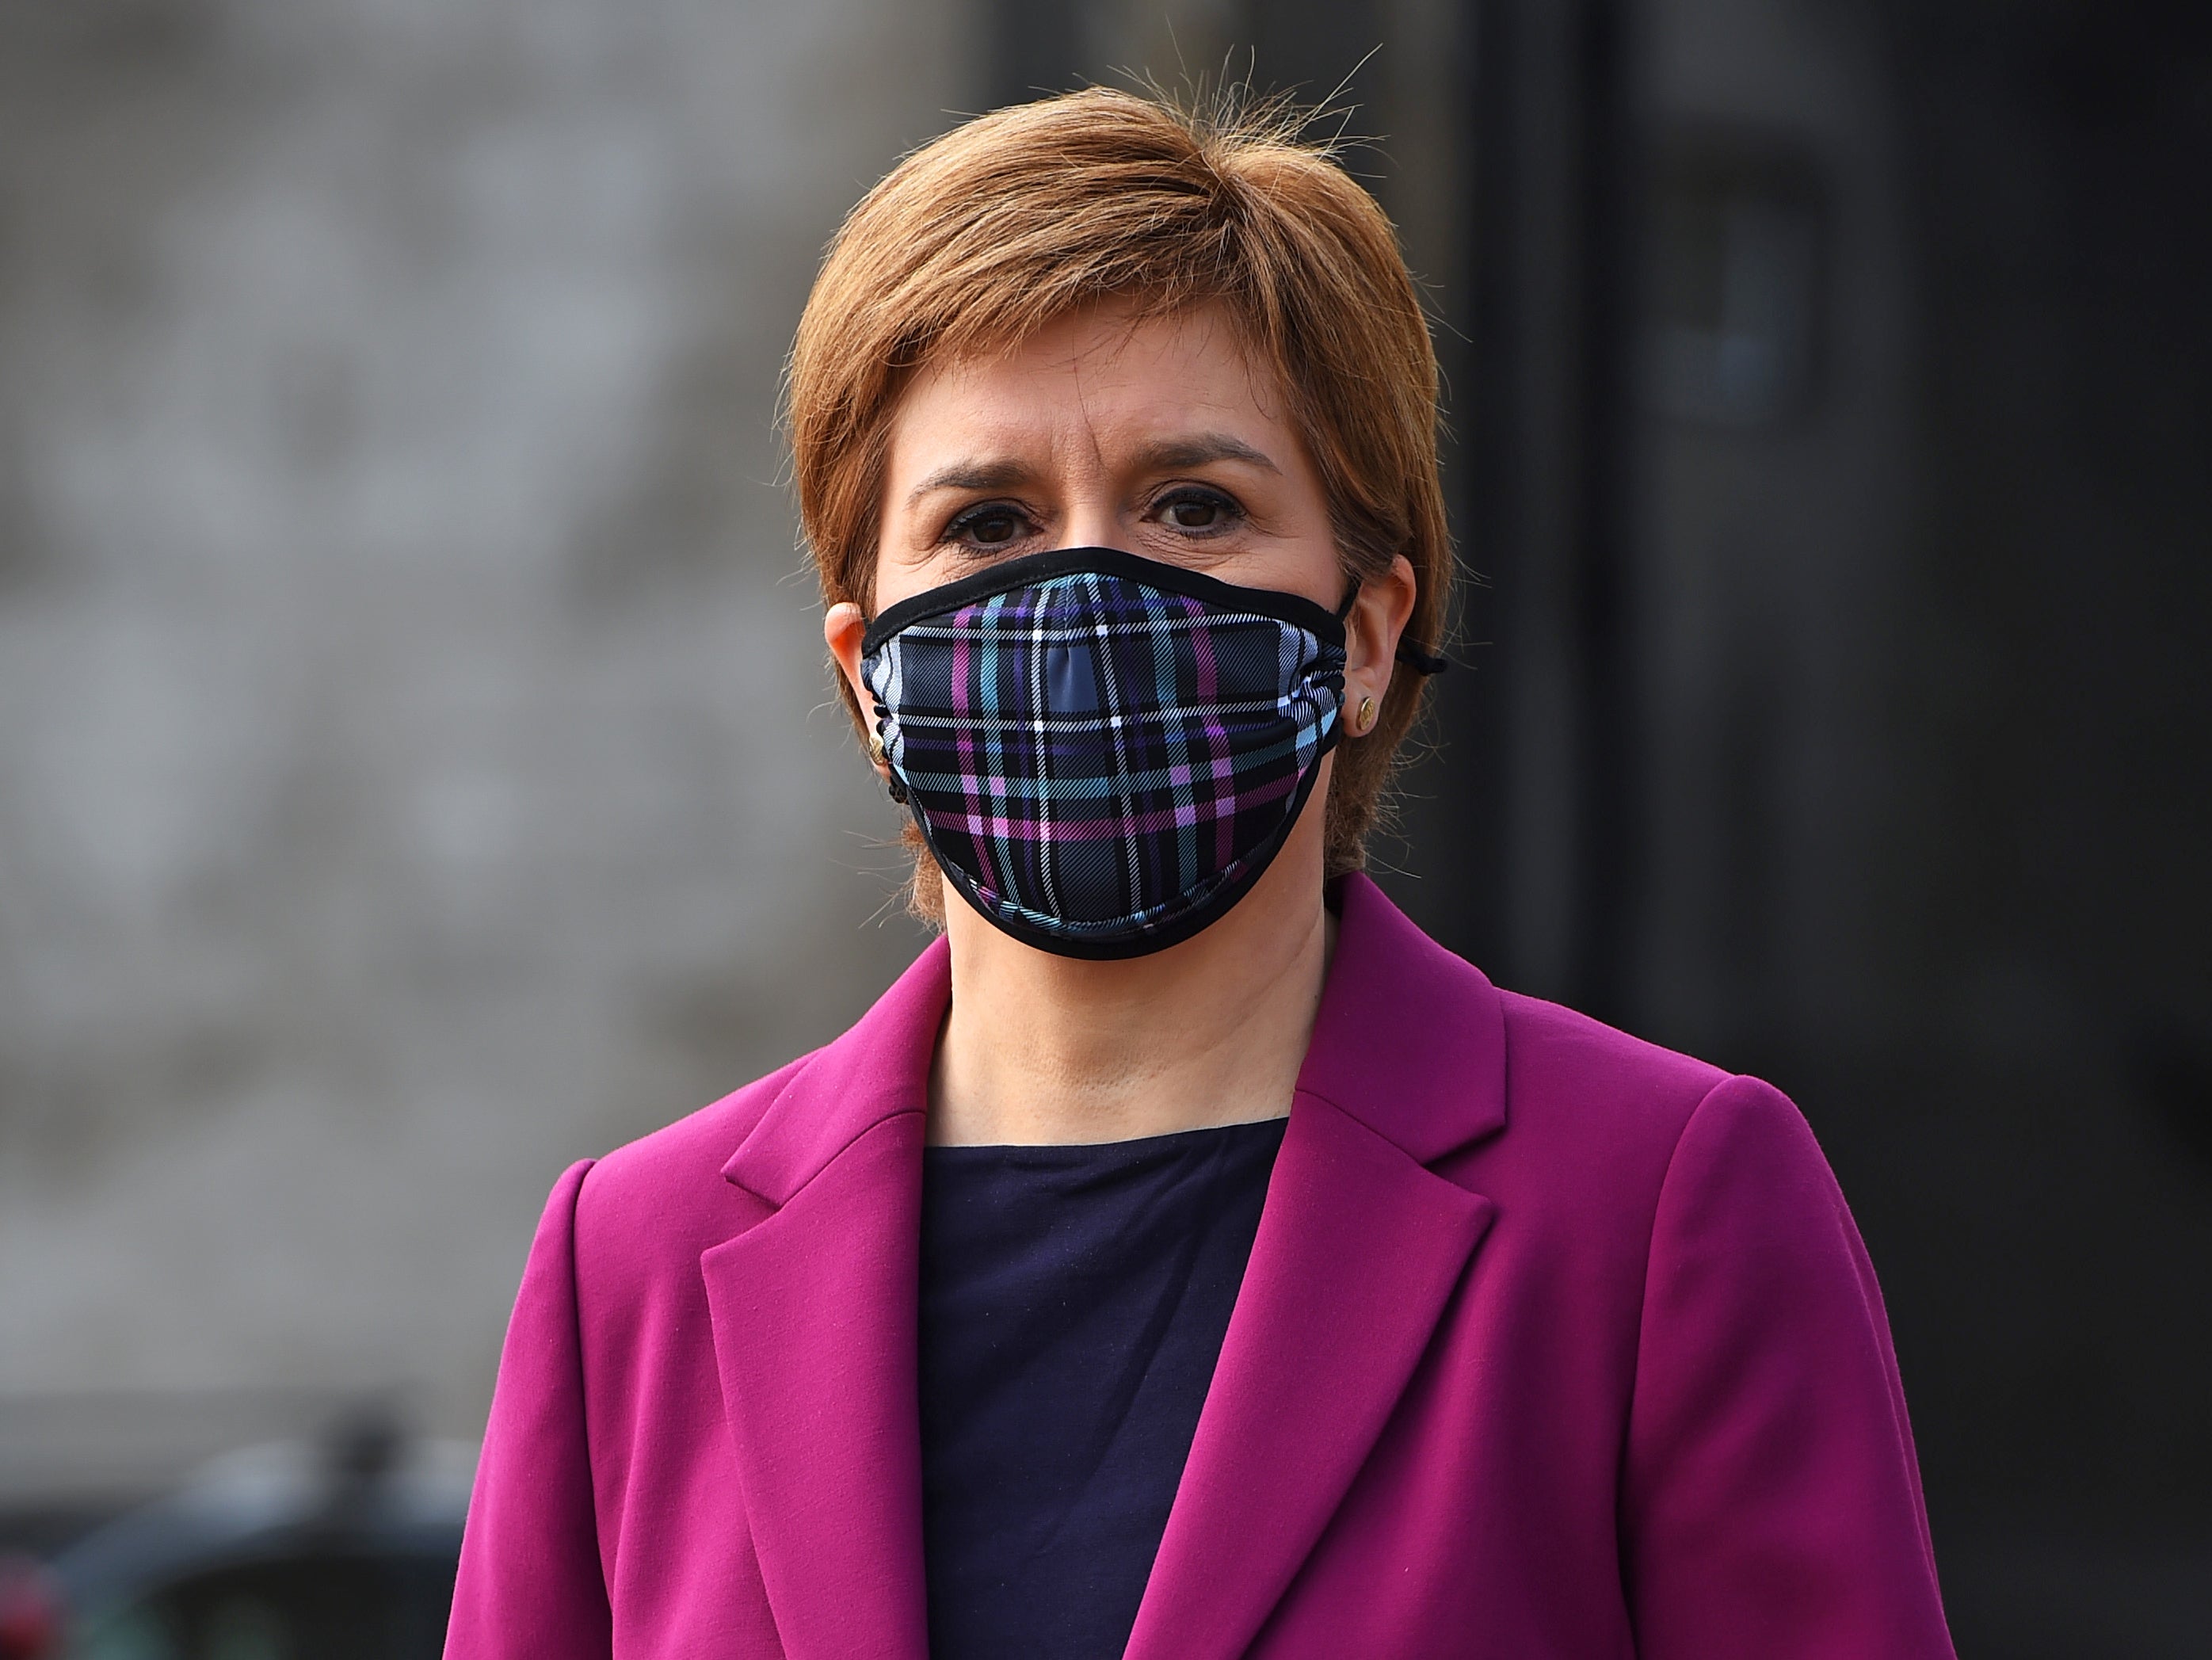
[788,86,1450,919]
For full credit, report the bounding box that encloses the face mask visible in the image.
[860,548,1348,958]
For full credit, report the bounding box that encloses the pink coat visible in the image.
[445,875,1955,1658]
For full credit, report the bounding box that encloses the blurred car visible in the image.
[31,1417,471,1660]
[0,1559,64,1660]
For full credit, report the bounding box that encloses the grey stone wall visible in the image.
[0,0,959,1491]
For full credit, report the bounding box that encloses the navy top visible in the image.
[917,1116,1289,1660]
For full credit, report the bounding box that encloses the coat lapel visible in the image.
[1124,875,1510,1660]
[699,940,951,1660]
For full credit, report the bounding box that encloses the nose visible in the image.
[1059,494,1125,552]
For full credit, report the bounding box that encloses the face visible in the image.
[826,301,1416,761]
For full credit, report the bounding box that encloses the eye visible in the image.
[942,502,1034,551]
[1152,486,1244,535]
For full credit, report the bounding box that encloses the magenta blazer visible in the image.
[446,875,1954,1658]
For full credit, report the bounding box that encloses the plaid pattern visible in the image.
[861,553,1345,958]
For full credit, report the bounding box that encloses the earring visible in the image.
[868,731,908,803]
[1356,694,1376,735]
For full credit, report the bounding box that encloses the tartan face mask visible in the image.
[860,547,1348,959]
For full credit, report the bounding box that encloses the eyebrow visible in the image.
[903,459,1035,509]
[1131,433,1283,475]
[902,432,1282,510]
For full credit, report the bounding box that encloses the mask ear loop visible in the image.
[1334,578,1455,675]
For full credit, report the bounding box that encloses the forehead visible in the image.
[885,303,1291,460]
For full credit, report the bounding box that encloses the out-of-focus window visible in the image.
[1647,139,1829,427]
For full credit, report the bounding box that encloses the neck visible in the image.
[928,833,1334,1146]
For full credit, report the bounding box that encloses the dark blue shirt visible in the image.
[917,1116,1288,1660]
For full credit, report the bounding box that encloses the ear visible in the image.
[1343,554,1419,735]
[824,603,891,782]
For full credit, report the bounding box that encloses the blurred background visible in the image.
[0,0,2205,1654]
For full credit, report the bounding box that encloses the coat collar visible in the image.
[700,874,1505,1660]
[718,933,951,1205]
[1295,871,1507,1158]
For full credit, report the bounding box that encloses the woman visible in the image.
[445,90,1955,1658]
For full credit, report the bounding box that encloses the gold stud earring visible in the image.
[868,730,908,803]
[1356,694,1376,735]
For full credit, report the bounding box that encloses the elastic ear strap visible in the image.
[1337,579,1451,674]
